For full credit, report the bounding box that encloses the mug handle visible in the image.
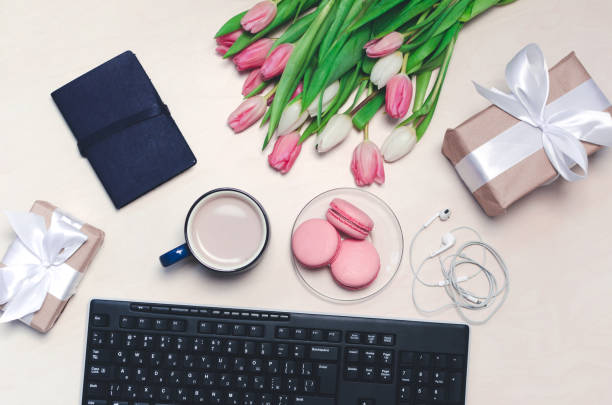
[159,243,191,267]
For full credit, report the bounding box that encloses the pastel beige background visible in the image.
[1,0,611,404]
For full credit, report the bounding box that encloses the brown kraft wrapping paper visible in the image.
[0,200,104,332]
[442,52,611,216]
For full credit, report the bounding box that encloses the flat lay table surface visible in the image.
[1,1,612,404]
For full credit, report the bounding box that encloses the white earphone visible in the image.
[409,209,510,325]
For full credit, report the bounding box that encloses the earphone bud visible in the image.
[430,232,456,257]
[423,209,451,227]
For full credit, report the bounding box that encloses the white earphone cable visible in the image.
[409,224,510,325]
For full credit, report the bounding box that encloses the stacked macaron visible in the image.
[292,198,381,290]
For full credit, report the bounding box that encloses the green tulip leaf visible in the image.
[352,92,384,131]
[215,11,247,38]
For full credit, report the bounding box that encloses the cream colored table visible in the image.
[1,1,611,404]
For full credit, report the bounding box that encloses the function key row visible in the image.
[346,331,395,346]
[199,322,264,338]
[399,351,464,369]
[129,304,290,322]
[275,327,341,343]
[120,316,187,332]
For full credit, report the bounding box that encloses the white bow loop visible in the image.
[474,43,612,182]
[0,211,87,322]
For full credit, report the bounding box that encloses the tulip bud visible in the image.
[260,43,294,80]
[216,45,230,56]
[291,82,303,100]
[227,96,267,133]
[316,114,353,153]
[385,74,413,119]
[241,1,277,34]
[268,131,302,174]
[350,140,385,186]
[364,32,404,58]
[232,38,274,71]
[370,51,403,89]
[277,101,309,135]
[381,126,417,162]
[307,81,340,117]
[242,68,265,96]
[216,30,242,47]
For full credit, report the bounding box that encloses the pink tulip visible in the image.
[216,45,230,56]
[232,38,274,71]
[216,30,242,47]
[364,31,404,58]
[242,68,265,96]
[385,74,413,119]
[260,43,294,80]
[351,140,385,186]
[267,82,302,106]
[241,1,277,34]
[268,131,302,174]
[227,96,267,133]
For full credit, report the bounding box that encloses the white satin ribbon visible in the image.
[0,210,88,323]
[456,44,612,192]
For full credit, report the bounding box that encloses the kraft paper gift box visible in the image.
[0,201,104,332]
[442,50,612,216]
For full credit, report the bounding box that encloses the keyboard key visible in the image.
[362,366,376,381]
[346,348,360,363]
[416,369,430,384]
[400,368,413,383]
[381,334,395,346]
[283,360,297,376]
[170,307,190,314]
[381,350,393,365]
[432,386,447,402]
[347,332,361,344]
[198,321,212,334]
[310,346,338,361]
[86,381,105,397]
[119,316,134,329]
[399,385,411,401]
[379,368,392,383]
[433,370,447,385]
[232,324,246,336]
[151,305,170,313]
[275,344,289,358]
[243,341,256,356]
[300,362,313,376]
[294,395,335,405]
[345,365,359,380]
[294,328,307,340]
[170,319,186,332]
[316,363,338,394]
[418,353,431,367]
[434,353,448,368]
[276,327,290,338]
[416,386,431,401]
[449,373,464,401]
[363,350,377,363]
[93,313,109,327]
[154,319,168,330]
[327,330,341,342]
[449,354,465,369]
[259,342,272,357]
[359,400,375,405]
[310,329,324,341]
[249,325,264,337]
[215,322,230,335]
[137,318,152,329]
[365,333,378,345]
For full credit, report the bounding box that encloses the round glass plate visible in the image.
[292,188,404,302]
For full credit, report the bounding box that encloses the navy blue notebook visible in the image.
[51,51,196,208]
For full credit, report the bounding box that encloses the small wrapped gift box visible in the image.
[0,201,104,332]
[443,44,612,216]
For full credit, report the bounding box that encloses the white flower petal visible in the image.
[370,52,403,89]
[307,81,340,117]
[277,101,309,135]
[316,114,353,153]
[381,126,417,162]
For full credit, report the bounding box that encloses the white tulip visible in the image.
[381,126,417,162]
[316,114,353,153]
[370,51,403,89]
[307,81,340,117]
[277,100,309,135]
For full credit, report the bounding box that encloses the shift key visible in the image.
[310,346,338,361]
[316,363,338,394]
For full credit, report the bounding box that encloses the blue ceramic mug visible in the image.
[160,188,269,273]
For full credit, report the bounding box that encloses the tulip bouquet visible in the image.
[216,0,517,186]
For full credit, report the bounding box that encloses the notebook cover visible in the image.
[51,51,196,208]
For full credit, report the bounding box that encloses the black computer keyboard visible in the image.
[83,299,469,405]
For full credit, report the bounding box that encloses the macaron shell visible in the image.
[326,210,369,240]
[330,239,380,289]
[292,218,341,268]
[327,198,374,239]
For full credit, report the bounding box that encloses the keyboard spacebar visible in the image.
[294,395,335,405]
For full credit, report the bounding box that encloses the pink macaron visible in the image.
[326,198,374,240]
[292,218,341,268]
[330,239,380,289]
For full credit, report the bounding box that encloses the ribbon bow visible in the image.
[474,43,612,181]
[0,211,87,322]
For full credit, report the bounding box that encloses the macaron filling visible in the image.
[328,207,371,235]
